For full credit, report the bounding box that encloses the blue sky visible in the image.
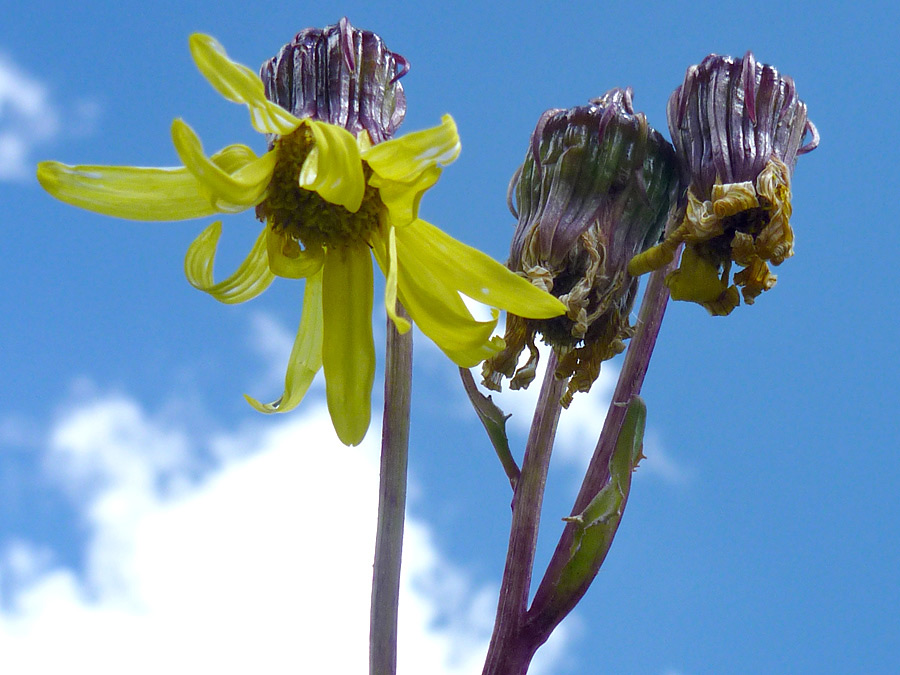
[2,1,899,673]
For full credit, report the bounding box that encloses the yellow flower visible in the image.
[37,32,565,446]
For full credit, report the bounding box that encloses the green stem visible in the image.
[369,305,413,675]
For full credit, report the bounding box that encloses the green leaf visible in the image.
[459,368,519,489]
[555,396,646,596]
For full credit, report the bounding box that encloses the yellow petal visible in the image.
[322,246,375,446]
[211,144,260,173]
[184,221,275,304]
[299,120,366,213]
[171,119,276,210]
[381,225,412,333]
[188,33,302,136]
[665,246,729,303]
[245,270,324,413]
[37,160,217,221]
[354,130,373,153]
[265,226,325,279]
[368,164,442,227]
[362,114,461,182]
[398,220,566,318]
[372,230,502,368]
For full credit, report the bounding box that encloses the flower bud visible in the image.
[483,89,682,406]
[258,16,408,144]
[629,52,819,315]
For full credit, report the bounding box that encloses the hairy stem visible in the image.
[370,306,413,675]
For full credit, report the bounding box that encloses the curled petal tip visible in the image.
[798,119,820,155]
[390,52,410,84]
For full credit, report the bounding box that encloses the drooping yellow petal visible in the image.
[265,226,325,279]
[665,245,730,303]
[171,119,276,211]
[246,270,324,413]
[321,245,375,446]
[382,225,411,333]
[372,230,502,368]
[298,120,366,213]
[211,144,260,174]
[398,220,566,319]
[188,33,302,136]
[362,114,461,182]
[184,221,274,304]
[368,164,442,228]
[37,161,218,221]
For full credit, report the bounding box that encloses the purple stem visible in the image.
[482,351,566,675]
[527,259,675,642]
[480,254,676,674]
[369,306,413,675]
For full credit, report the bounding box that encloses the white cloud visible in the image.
[245,310,299,396]
[0,53,98,181]
[640,429,694,487]
[0,384,571,673]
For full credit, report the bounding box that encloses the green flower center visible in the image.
[256,126,385,248]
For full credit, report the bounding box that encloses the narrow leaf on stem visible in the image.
[459,367,519,490]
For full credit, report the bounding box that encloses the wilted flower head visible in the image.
[37,18,564,446]
[483,89,682,406]
[258,18,408,144]
[629,52,819,315]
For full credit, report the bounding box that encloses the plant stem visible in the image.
[482,351,566,675]
[370,305,413,675]
[527,260,674,639]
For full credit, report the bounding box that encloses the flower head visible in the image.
[482,89,682,406]
[37,19,565,446]
[628,52,819,315]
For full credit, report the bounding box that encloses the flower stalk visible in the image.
[477,91,682,673]
[480,250,677,674]
[482,350,566,675]
[527,251,678,639]
[370,305,413,675]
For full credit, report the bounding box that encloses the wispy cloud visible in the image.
[0,53,99,181]
[640,429,694,486]
[245,310,300,397]
[0,383,571,673]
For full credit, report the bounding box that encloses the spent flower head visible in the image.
[37,18,565,445]
[483,89,682,406]
[629,52,819,315]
